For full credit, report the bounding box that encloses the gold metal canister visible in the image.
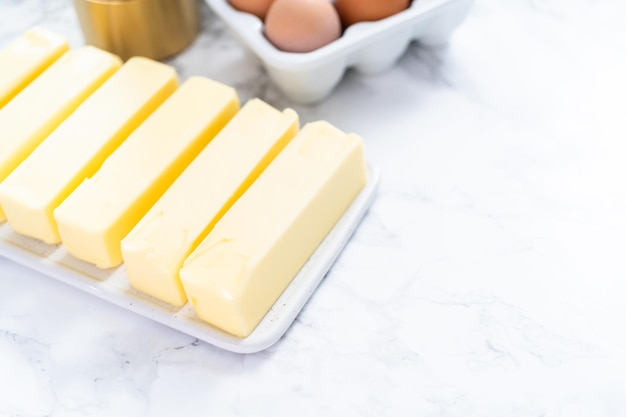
[73,0,200,61]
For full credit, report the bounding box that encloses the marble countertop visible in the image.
[2,0,626,415]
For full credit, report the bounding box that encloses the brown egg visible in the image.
[265,0,341,53]
[336,0,411,27]
[229,0,276,20]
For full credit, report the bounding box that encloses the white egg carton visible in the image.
[0,166,379,354]
[204,0,473,102]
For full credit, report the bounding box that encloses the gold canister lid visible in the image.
[73,0,200,61]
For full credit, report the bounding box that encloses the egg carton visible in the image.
[204,0,473,103]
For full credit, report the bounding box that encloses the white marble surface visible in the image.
[2,0,626,415]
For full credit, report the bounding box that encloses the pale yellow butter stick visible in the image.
[0,46,121,222]
[0,27,69,108]
[122,98,299,306]
[54,77,239,269]
[180,121,368,337]
[0,57,177,243]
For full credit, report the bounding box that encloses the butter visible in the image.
[180,121,367,337]
[122,98,299,306]
[0,28,69,108]
[0,46,121,222]
[0,57,177,243]
[54,77,239,268]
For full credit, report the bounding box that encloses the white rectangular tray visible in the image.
[0,165,379,354]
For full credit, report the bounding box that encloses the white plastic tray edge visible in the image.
[0,165,380,354]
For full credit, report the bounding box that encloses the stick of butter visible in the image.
[0,28,69,108]
[54,77,239,268]
[0,57,177,244]
[0,46,121,222]
[121,98,299,306]
[180,121,367,337]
